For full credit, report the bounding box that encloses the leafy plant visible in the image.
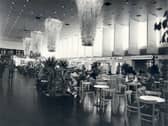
[43,57,58,68]
[148,64,159,76]
[121,63,130,75]
[161,60,168,79]
[58,60,68,68]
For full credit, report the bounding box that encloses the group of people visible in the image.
[0,56,15,80]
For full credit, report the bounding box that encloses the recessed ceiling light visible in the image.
[12,1,15,5]
[139,7,143,9]
[132,3,136,6]
[24,29,30,32]
[35,16,41,20]
[104,2,112,6]
[156,7,163,11]
[152,0,157,4]
[136,14,141,17]
[30,11,34,15]
[124,0,128,4]
[26,0,30,2]
[21,9,24,12]
[65,23,70,26]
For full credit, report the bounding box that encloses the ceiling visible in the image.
[0,0,167,42]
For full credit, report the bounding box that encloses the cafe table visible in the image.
[139,96,165,126]
[94,84,109,108]
[139,95,165,103]
[80,81,92,102]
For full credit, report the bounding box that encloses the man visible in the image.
[8,58,15,79]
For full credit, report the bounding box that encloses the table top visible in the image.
[94,84,109,89]
[145,90,161,96]
[40,80,48,83]
[96,81,107,85]
[154,81,160,84]
[102,78,111,81]
[127,82,141,86]
[82,81,91,85]
[140,95,165,103]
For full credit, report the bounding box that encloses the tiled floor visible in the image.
[0,69,166,126]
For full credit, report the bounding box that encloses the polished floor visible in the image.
[0,69,165,126]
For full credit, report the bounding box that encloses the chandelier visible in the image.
[45,18,63,52]
[75,0,103,46]
[31,31,43,55]
[23,37,31,56]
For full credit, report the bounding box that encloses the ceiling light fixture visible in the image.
[136,14,141,17]
[124,0,128,4]
[35,16,41,20]
[75,0,103,46]
[152,0,157,4]
[30,31,43,55]
[104,2,112,6]
[12,1,15,5]
[132,3,136,6]
[65,23,70,26]
[45,18,63,52]
[156,7,163,11]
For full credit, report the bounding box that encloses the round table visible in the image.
[139,95,165,103]
[94,84,109,89]
[82,81,92,90]
[96,81,107,85]
[80,81,92,102]
[40,80,48,83]
[139,96,165,126]
[94,84,109,108]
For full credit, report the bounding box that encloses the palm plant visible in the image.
[58,60,68,69]
[43,57,58,68]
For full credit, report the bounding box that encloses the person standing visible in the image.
[8,57,15,79]
[0,59,4,79]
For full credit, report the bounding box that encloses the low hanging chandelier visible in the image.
[30,31,43,55]
[45,18,63,52]
[75,0,104,46]
[23,37,31,56]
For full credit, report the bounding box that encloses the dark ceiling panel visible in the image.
[0,0,167,41]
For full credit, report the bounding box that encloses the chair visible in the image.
[124,90,143,126]
[101,88,115,111]
[127,81,141,103]
[160,103,168,126]
[80,81,92,102]
[113,84,127,115]
[162,80,168,101]
[145,90,161,97]
[138,98,160,126]
[152,81,161,91]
